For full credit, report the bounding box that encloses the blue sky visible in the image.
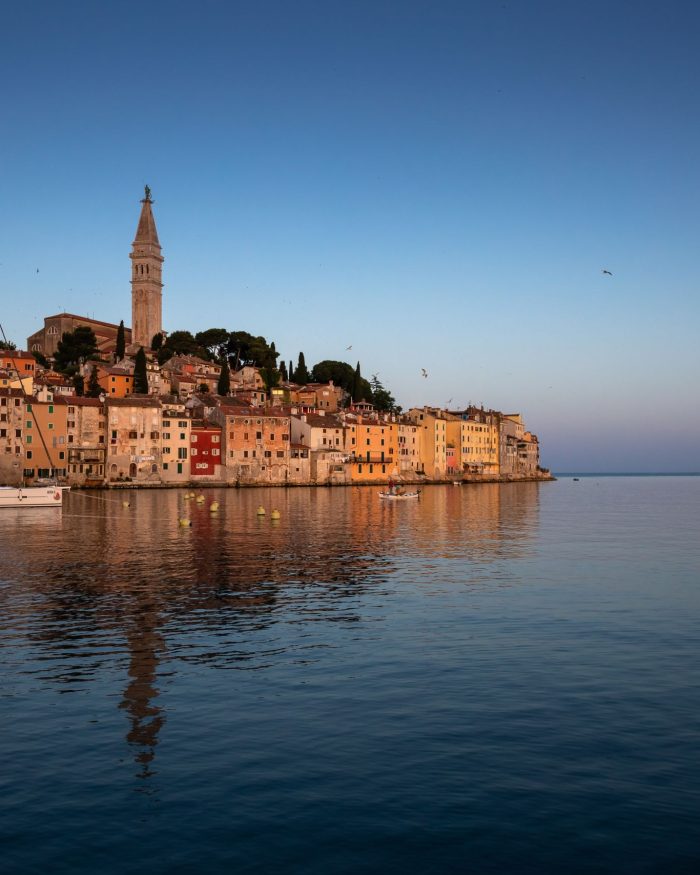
[1,1,698,471]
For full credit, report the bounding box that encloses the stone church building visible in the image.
[27,187,164,356]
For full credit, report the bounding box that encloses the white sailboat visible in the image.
[0,485,70,508]
[1,324,70,509]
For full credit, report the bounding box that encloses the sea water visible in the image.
[1,478,698,873]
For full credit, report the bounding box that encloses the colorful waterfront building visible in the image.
[190,421,223,479]
[344,414,398,482]
[23,394,69,482]
[105,396,162,483]
[160,400,191,483]
[66,397,107,486]
[407,407,447,480]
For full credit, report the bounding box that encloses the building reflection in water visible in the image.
[0,482,542,783]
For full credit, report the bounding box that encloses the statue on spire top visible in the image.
[143,185,152,202]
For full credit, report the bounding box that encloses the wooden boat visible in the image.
[378,489,421,501]
[0,485,70,508]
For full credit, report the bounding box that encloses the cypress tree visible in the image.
[115,320,125,361]
[289,359,294,381]
[86,365,102,397]
[134,347,149,394]
[73,374,85,397]
[279,360,288,381]
[295,352,310,385]
[217,359,231,395]
[352,361,363,402]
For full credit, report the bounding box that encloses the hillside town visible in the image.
[1,189,552,489]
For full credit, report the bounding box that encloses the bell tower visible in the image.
[130,185,163,349]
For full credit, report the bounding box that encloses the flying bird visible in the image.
[421,369,428,378]
[346,344,352,350]
[36,268,40,273]
[602,269,613,276]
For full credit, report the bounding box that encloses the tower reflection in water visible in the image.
[1,483,541,782]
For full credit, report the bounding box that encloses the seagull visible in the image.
[421,368,428,378]
[602,269,613,276]
[346,344,352,350]
[36,268,40,273]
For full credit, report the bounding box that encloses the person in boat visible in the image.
[388,476,396,496]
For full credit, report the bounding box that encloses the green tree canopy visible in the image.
[157,330,205,364]
[151,332,163,351]
[0,339,17,350]
[54,326,99,375]
[195,328,229,361]
[370,374,400,412]
[133,347,149,394]
[311,360,356,391]
[227,331,279,370]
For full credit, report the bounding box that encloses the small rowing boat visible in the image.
[378,489,420,501]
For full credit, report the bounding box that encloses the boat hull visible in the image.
[378,491,420,500]
[0,486,69,508]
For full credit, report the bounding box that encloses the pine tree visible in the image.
[133,347,149,394]
[115,320,125,361]
[295,352,310,385]
[217,359,230,395]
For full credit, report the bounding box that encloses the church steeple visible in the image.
[130,185,163,349]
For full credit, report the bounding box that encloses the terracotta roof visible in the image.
[66,397,103,407]
[106,395,161,408]
[43,313,132,331]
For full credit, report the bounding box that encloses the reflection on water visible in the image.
[1,485,540,782]
[2,479,699,874]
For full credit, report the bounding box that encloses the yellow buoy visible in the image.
[210,501,219,512]
[270,509,281,520]
[183,493,192,501]
[196,494,205,503]
[256,505,266,516]
[122,500,130,508]
[178,518,192,527]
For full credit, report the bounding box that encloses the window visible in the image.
[277,451,284,458]
[178,421,188,428]
[163,420,171,427]
[26,451,32,459]
[264,450,271,458]
[180,433,186,440]
[177,448,187,459]
[212,435,219,443]
[256,431,262,439]
[191,434,197,442]
[26,435,32,444]
[163,447,171,454]
[212,448,220,456]
[163,432,170,440]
